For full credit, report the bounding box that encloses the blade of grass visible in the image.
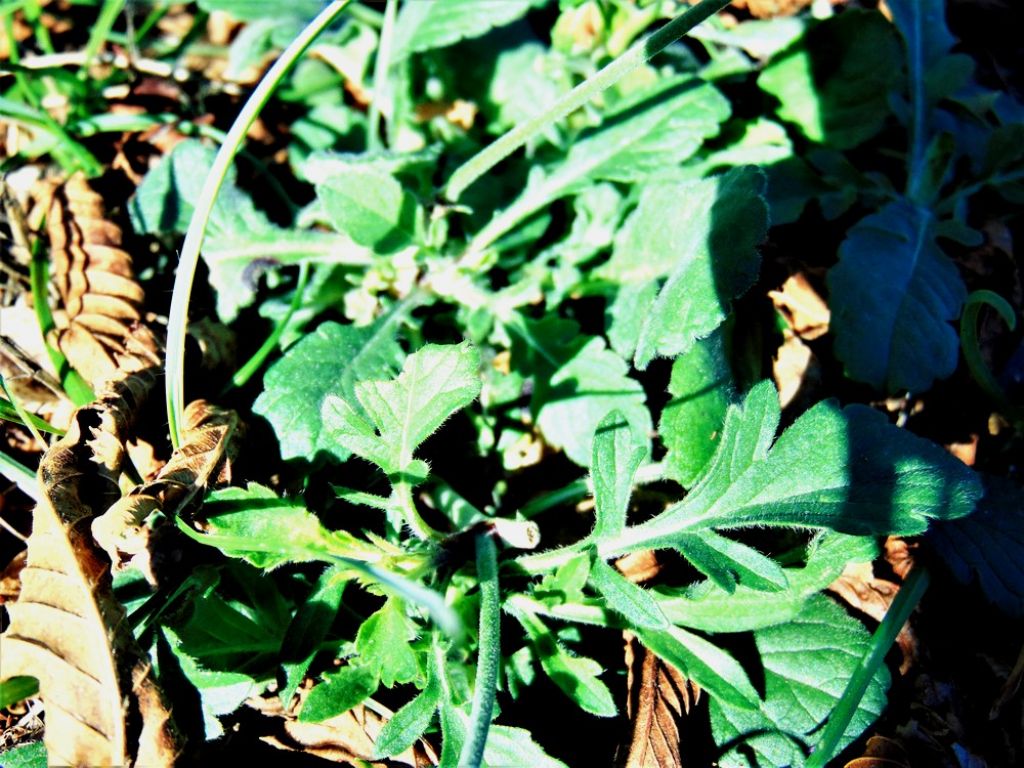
[165,0,353,448]
[78,0,127,79]
[458,533,500,768]
[0,397,65,435]
[0,375,48,445]
[806,566,930,768]
[29,234,96,405]
[367,0,398,152]
[0,449,41,503]
[224,263,310,392]
[442,0,730,204]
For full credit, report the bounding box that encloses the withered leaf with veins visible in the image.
[619,632,701,768]
[93,399,242,571]
[35,172,161,389]
[0,372,180,767]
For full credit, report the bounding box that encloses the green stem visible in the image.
[165,0,353,448]
[0,375,46,446]
[24,0,55,54]
[224,263,310,392]
[78,0,126,79]
[806,567,930,768]
[367,0,398,152]
[29,240,96,405]
[442,0,730,203]
[0,449,41,503]
[960,289,1020,420]
[459,534,500,768]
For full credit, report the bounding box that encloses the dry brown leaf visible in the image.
[246,696,438,767]
[619,632,700,768]
[0,372,180,766]
[768,272,831,341]
[843,734,912,768]
[35,172,161,390]
[829,562,916,674]
[0,549,27,604]
[92,399,242,572]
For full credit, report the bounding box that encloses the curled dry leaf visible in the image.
[619,632,700,768]
[35,172,161,390]
[0,372,180,767]
[843,734,912,768]
[92,399,242,571]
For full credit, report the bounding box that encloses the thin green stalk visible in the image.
[0,375,46,446]
[0,395,64,435]
[23,0,54,53]
[29,240,96,405]
[806,567,931,768]
[367,0,398,152]
[960,289,1020,420]
[442,0,730,203]
[78,0,127,79]
[903,6,927,203]
[459,534,500,768]
[0,449,41,503]
[225,264,310,392]
[165,0,353,448]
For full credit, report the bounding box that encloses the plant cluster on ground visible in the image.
[0,0,1022,766]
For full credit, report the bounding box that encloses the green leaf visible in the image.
[660,328,735,487]
[538,554,591,603]
[196,0,324,21]
[606,281,657,360]
[317,168,424,253]
[439,701,468,768]
[508,315,651,467]
[0,676,38,709]
[758,11,903,149]
[637,625,760,711]
[590,411,646,541]
[299,664,378,723]
[0,740,47,768]
[482,724,569,768]
[887,0,955,93]
[486,41,568,138]
[322,342,481,477]
[280,567,348,707]
[709,596,890,768]
[392,0,542,59]
[190,483,345,569]
[598,167,766,368]
[374,675,441,758]
[129,140,369,321]
[627,168,768,368]
[515,609,617,717]
[476,76,729,246]
[659,533,879,633]
[357,598,422,688]
[675,530,789,593]
[828,200,967,392]
[588,556,668,630]
[601,380,982,556]
[930,476,1024,616]
[252,317,404,464]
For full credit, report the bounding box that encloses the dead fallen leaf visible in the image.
[773,329,821,410]
[615,551,661,584]
[768,272,831,341]
[844,734,912,768]
[0,549,27,604]
[947,433,980,467]
[619,632,700,768]
[0,372,180,766]
[92,399,241,574]
[34,172,161,390]
[884,537,916,581]
[829,562,916,674]
[246,695,438,767]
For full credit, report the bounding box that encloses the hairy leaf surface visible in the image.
[829,200,966,392]
[709,596,890,768]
